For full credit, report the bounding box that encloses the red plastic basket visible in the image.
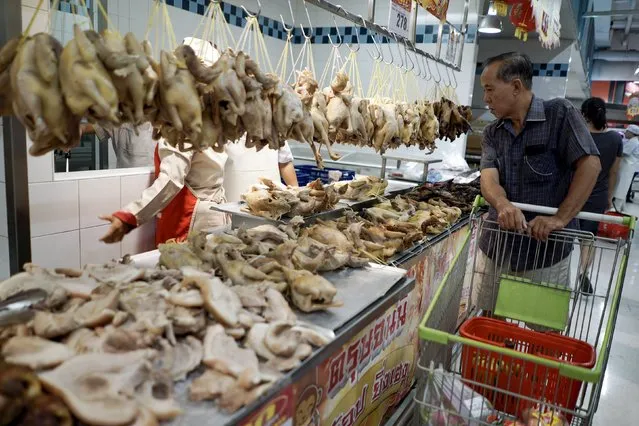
[459,318,595,421]
[597,212,630,239]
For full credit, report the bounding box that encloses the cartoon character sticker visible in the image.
[295,384,323,426]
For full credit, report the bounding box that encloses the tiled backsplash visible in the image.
[475,62,570,78]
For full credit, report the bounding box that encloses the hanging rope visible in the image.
[275,31,295,82]
[288,31,316,84]
[191,1,236,53]
[237,15,273,72]
[318,45,345,89]
[145,0,179,59]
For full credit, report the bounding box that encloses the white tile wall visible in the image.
[22,0,49,10]
[0,183,6,238]
[31,231,81,269]
[0,237,8,280]
[79,177,121,228]
[80,225,122,265]
[21,6,49,33]
[120,173,154,208]
[28,181,79,237]
[27,134,53,183]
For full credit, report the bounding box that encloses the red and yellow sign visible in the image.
[289,225,470,426]
[418,0,450,22]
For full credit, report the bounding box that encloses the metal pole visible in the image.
[368,0,376,22]
[1,0,31,274]
[409,0,418,44]
[456,0,470,69]
[304,0,460,71]
[582,9,639,18]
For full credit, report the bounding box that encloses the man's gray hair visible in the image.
[484,52,533,90]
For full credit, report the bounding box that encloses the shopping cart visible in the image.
[414,197,635,425]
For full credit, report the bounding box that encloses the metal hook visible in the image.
[280,0,294,33]
[423,55,433,81]
[403,39,414,73]
[411,41,423,78]
[443,66,452,87]
[452,70,458,89]
[391,33,404,69]
[300,1,314,40]
[432,61,442,84]
[328,14,343,48]
[240,0,261,19]
[344,6,360,52]
[361,16,382,61]
[381,29,394,65]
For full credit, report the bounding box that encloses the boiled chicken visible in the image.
[2,336,75,369]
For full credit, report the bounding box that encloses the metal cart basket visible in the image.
[414,197,635,425]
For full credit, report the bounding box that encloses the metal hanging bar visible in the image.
[303,0,461,71]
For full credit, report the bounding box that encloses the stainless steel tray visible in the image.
[167,263,408,425]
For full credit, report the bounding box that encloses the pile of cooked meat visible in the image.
[242,177,340,220]
[406,179,480,215]
[0,29,472,167]
[241,176,389,220]
[0,260,334,424]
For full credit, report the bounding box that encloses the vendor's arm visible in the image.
[529,105,601,240]
[609,138,623,209]
[278,142,298,186]
[100,140,194,243]
[479,130,527,232]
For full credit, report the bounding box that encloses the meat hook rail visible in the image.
[302,0,469,72]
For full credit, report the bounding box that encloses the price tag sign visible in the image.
[388,0,412,39]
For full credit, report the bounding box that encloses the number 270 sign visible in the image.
[389,0,412,39]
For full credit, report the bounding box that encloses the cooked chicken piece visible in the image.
[59,25,120,123]
[159,336,203,381]
[369,103,399,153]
[204,50,247,126]
[183,275,241,327]
[266,343,313,372]
[135,369,182,420]
[189,369,236,402]
[100,327,148,353]
[263,288,297,322]
[39,350,155,426]
[20,394,73,426]
[111,311,129,327]
[271,81,304,138]
[84,263,145,285]
[73,289,119,328]
[214,251,287,292]
[84,29,144,124]
[302,223,353,253]
[0,363,41,400]
[217,382,272,414]
[241,187,291,220]
[10,33,80,154]
[2,336,75,369]
[130,406,159,426]
[239,309,265,328]
[159,48,202,139]
[167,305,206,335]
[124,33,158,107]
[158,242,203,270]
[293,323,334,347]
[232,285,267,309]
[167,288,203,308]
[268,240,297,269]
[0,37,19,116]
[239,224,289,244]
[64,328,105,353]
[326,73,353,136]
[224,327,246,340]
[0,265,99,302]
[290,109,324,169]
[264,321,302,357]
[32,309,78,339]
[283,268,341,312]
[202,325,260,387]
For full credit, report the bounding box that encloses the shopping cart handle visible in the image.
[472,196,635,227]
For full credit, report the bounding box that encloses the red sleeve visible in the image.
[113,211,138,230]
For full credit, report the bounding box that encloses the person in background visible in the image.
[83,121,156,168]
[279,141,299,186]
[613,124,639,207]
[578,98,623,294]
[476,52,600,314]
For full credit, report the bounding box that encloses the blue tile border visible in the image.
[53,0,478,45]
[475,62,570,78]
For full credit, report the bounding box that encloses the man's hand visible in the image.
[99,215,130,243]
[496,201,527,232]
[528,215,566,241]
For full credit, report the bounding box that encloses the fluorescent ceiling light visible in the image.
[478,15,502,34]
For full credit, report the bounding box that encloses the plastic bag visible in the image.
[418,366,493,426]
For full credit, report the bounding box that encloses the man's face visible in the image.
[481,61,517,119]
